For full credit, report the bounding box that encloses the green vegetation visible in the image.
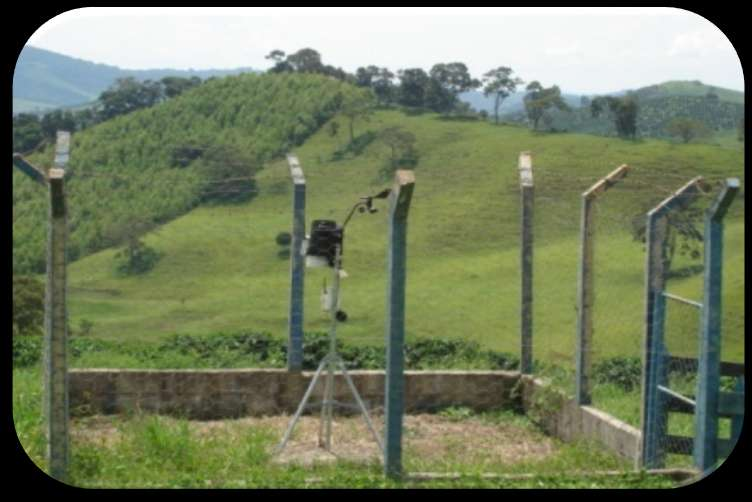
[13,365,683,488]
[13,46,254,113]
[54,109,743,364]
[12,276,45,337]
[13,72,363,274]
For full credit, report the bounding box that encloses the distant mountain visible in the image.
[12,46,258,114]
[460,89,583,116]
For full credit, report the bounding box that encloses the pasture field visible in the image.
[63,109,744,363]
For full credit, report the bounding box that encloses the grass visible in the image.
[13,367,684,488]
[62,109,744,364]
[15,108,744,487]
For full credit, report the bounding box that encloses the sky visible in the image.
[25,7,744,95]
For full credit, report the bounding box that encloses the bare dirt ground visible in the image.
[71,412,558,469]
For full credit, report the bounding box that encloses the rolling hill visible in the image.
[48,113,744,365]
[485,80,744,141]
[12,46,257,114]
[12,72,363,274]
[13,72,744,368]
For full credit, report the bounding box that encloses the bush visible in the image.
[13,336,43,367]
[13,275,45,337]
[275,232,292,246]
[593,357,642,391]
[115,242,161,276]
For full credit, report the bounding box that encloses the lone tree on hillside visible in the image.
[523,81,570,131]
[339,89,376,144]
[379,126,418,170]
[590,95,639,140]
[482,66,523,124]
[665,117,711,144]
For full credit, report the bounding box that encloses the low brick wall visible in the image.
[69,369,520,420]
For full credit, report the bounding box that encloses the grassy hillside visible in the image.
[13,46,256,113]
[60,110,745,366]
[13,72,365,274]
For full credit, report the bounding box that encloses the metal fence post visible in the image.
[694,178,739,472]
[384,170,415,480]
[576,165,629,405]
[639,176,704,469]
[287,154,306,372]
[519,152,534,374]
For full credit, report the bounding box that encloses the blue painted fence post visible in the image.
[640,177,703,469]
[384,170,415,479]
[287,154,306,372]
[694,179,739,473]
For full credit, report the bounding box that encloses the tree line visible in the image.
[13,75,204,153]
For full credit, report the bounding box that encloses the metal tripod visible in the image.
[275,244,384,457]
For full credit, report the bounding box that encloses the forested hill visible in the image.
[13,46,256,113]
[498,80,744,139]
[12,72,363,274]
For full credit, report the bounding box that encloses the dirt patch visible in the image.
[71,412,557,468]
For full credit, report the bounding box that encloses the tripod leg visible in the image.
[336,358,385,453]
[318,359,334,449]
[275,357,328,455]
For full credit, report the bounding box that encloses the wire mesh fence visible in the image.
[13,124,745,481]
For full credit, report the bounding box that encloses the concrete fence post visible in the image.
[384,170,415,479]
[519,152,534,374]
[14,130,71,481]
[576,164,629,405]
[286,154,306,372]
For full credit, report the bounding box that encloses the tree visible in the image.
[523,81,569,131]
[98,77,164,121]
[371,67,396,106]
[379,126,417,170]
[339,89,375,144]
[286,48,324,73]
[428,62,481,114]
[632,203,704,275]
[397,68,430,108]
[110,218,162,276]
[12,113,44,153]
[357,66,395,106]
[665,117,711,144]
[13,275,45,336]
[590,95,639,139]
[40,109,77,139]
[160,76,202,99]
[482,67,523,124]
[265,50,293,73]
[196,144,261,203]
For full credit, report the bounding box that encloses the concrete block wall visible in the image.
[68,368,642,464]
[69,369,520,420]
